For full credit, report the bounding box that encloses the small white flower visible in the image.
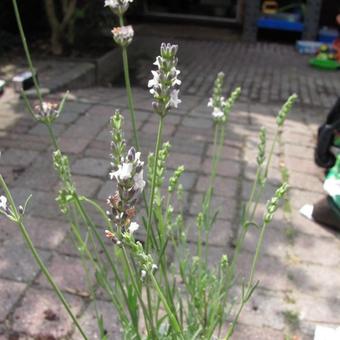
[0,196,8,211]
[128,221,139,234]
[207,98,214,107]
[133,170,145,192]
[151,264,158,272]
[110,162,133,181]
[169,89,181,109]
[148,70,160,90]
[141,270,147,280]
[212,107,224,119]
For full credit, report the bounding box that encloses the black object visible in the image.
[12,71,36,92]
[312,196,340,230]
[315,98,340,168]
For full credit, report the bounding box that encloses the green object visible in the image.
[309,58,340,70]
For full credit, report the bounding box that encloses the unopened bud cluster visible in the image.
[122,233,158,281]
[208,73,241,123]
[264,183,288,224]
[276,94,297,127]
[34,102,59,124]
[168,165,185,193]
[112,26,134,47]
[257,127,267,166]
[147,142,171,188]
[148,43,182,115]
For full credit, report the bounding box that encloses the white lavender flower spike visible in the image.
[148,42,182,116]
[112,26,134,47]
[104,0,133,15]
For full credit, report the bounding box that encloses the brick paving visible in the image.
[0,39,340,339]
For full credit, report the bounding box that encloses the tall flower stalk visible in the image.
[105,0,140,151]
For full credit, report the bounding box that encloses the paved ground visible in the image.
[1,36,340,339]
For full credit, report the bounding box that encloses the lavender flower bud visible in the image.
[34,102,59,123]
[277,94,297,127]
[127,147,136,162]
[257,127,267,166]
[112,26,134,47]
[264,183,288,224]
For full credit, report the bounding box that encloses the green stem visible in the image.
[72,195,130,313]
[12,0,43,105]
[122,46,140,151]
[81,196,113,232]
[121,246,155,336]
[225,222,267,339]
[146,116,164,252]
[46,123,59,150]
[150,272,183,337]
[0,176,87,340]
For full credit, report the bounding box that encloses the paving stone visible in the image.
[242,224,289,259]
[289,189,324,209]
[294,293,340,325]
[202,158,241,178]
[189,193,236,221]
[284,144,314,160]
[0,149,38,167]
[291,233,340,267]
[287,261,340,299]
[29,123,65,137]
[0,216,68,250]
[291,209,338,239]
[0,240,50,282]
[289,172,323,193]
[182,117,211,129]
[0,133,50,152]
[185,217,233,247]
[14,153,59,191]
[12,287,83,338]
[72,157,110,177]
[59,137,92,154]
[165,170,197,191]
[0,278,26,322]
[167,152,202,172]
[142,122,176,137]
[61,101,91,115]
[97,180,114,201]
[237,288,286,331]
[236,251,289,292]
[70,175,103,198]
[11,187,64,221]
[73,300,121,339]
[36,254,94,294]
[195,176,238,198]
[232,323,285,340]
[206,144,241,161]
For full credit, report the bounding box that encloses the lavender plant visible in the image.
[0,0,296,338]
